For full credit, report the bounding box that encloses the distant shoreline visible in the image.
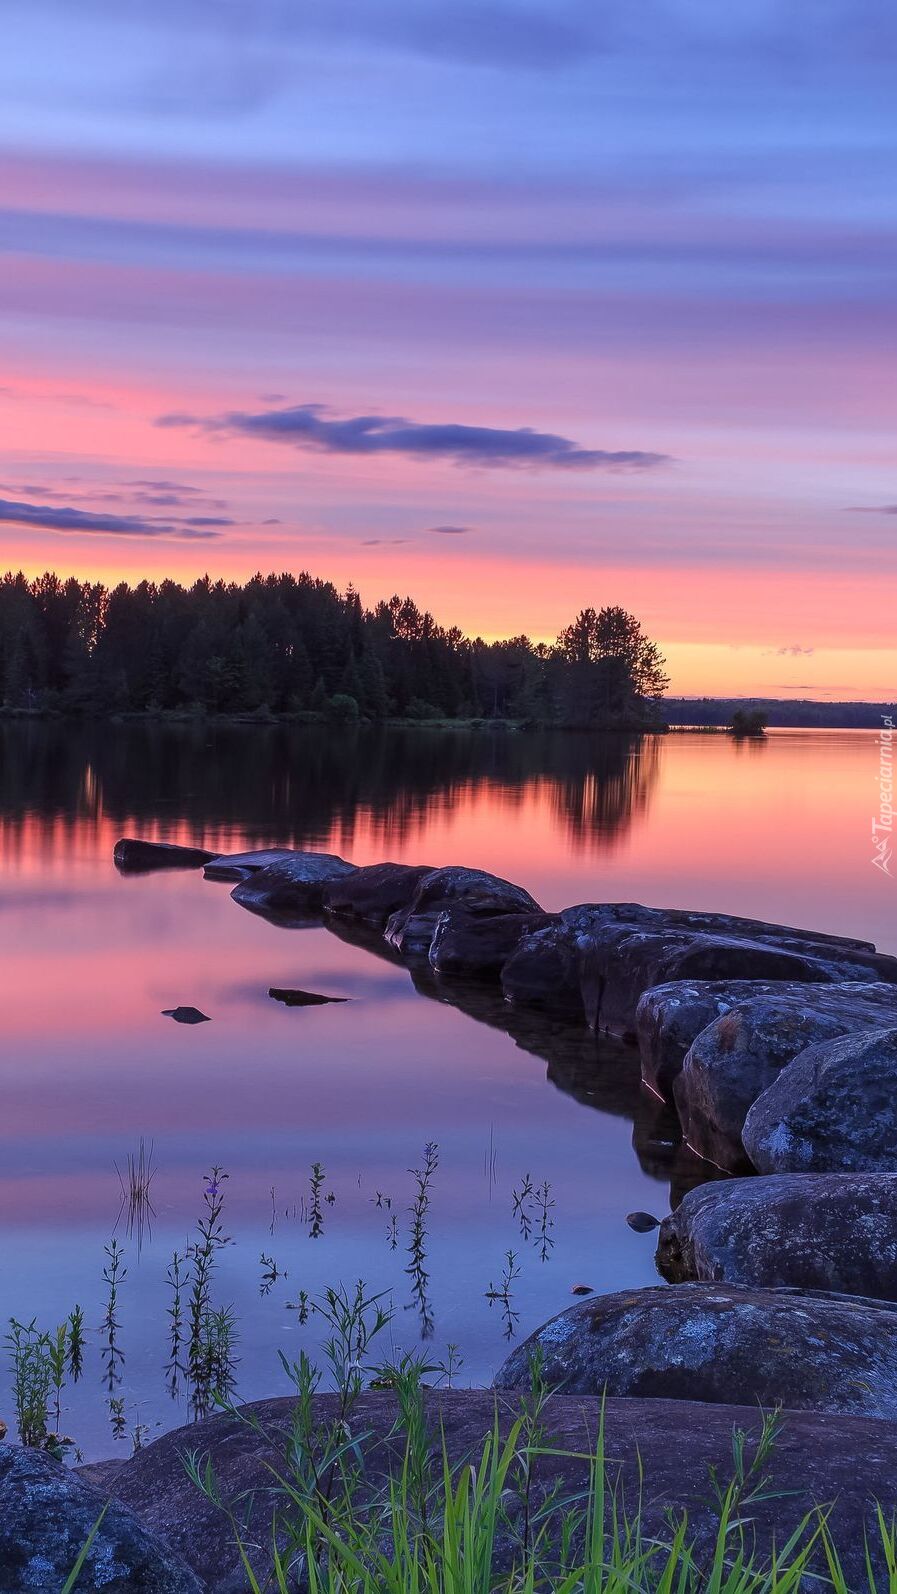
[1,701,893,732]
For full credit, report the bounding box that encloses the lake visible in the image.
[1,720,891,1458]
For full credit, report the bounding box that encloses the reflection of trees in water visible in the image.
[0,720,662,859]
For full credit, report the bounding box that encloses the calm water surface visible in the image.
[0,722,891,1457]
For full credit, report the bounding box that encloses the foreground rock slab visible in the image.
[0,1444,201,1593]
[744,1026,897,1173]
[657,1172,897,1297]
[674,985,897,1170]
[81,1390,897,1593]
[114,837,218,872]
[495,1282,897,1415]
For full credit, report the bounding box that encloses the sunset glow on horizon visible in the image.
[1,4,895,700]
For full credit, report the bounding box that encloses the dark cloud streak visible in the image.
[0,495,221,539]
[157,403,669,471]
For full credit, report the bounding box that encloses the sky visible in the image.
[0,0,895,698]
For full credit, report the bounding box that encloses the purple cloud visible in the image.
[157,402,669,471]
[0,495,221,539]
[429,524,472,534]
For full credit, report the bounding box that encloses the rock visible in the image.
[675,987,897,1170]
[323,862,436,927]
[588,929,834,1037]
[500,902,897,1033]
[428,907,557,979]
[202,848,299,881]
[385,867,542,955]
[657,1172,897,1298]
[626,1210,660,1232]
[268,988,347,1006]
[494,1282,897,1416]
[83,1389,897,1592]
[229,851,357,917]
[636,979,823,1099]
[161,1007,210,1024]
[114,838,218,872]
[570,1283,593,1294]
[0,1444,201,1593]
[743,1027,897,1173]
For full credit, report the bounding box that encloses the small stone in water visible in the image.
[162,1006,211,1025]
[268,988,348,1007]
[571,1283,594,1296]
[626,1210,661,1233]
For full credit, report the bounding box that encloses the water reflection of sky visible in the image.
[0,724,891,1456]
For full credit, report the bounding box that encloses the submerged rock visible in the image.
[657,1172,897,1298]
[114,837,217,872]
[674,986,897,1170]
[230,851,356,917]
[743,1026,897,1173]
[0,1444,201,1593]
[79,1388,897,1592]
[385,867,542,955]
[161,1006,210,1024]
[323,861,435,927]
[494,1282,897,1416]
[268,987,347,1006]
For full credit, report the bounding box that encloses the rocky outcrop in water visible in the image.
[230,851,356,917]
[322,861,435,927]
[114,838,218,871]
[743,1027,897,1173]
[0,1444,201,1593]
[384,866,542,955]
[494,1282,897,1415]
[656,1172,897,1297]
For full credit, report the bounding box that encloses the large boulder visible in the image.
[384,867,542,955]
[229,851,357,918]
[673,986,897,1171]
[636,979,832,1100]
[322,861,435,927]
[428,907,556,979]
[494,1282,897,1415]
[80,1389,897,1593]
[743,1027,897,1173]
[114,837,218,872]
[657,1172,897,1298]
[0,1444,201,1593]
[202,848,300,881]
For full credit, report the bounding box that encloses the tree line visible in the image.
[0,569,669,726]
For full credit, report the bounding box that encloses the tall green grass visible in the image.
[177,1282,897,1594]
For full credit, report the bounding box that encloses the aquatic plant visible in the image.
[405,1141,438,1340]
[115,1136,156,1254]
[485,1248,522,1339]
[100,1239,126,1395]
[6,1318,53,1447]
